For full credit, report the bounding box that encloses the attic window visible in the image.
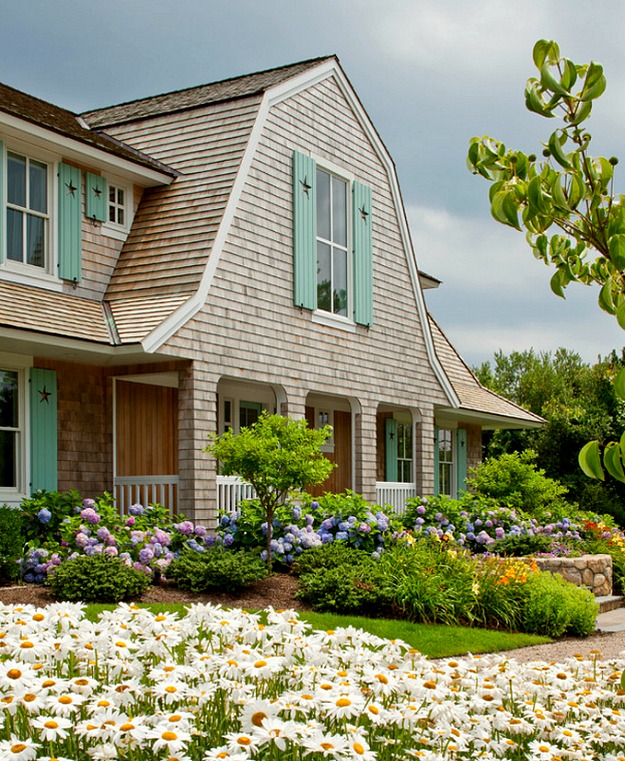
[108,185,125,226]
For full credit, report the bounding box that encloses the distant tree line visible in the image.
[474,348,625,522]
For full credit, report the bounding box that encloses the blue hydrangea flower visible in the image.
[37,508,52,524]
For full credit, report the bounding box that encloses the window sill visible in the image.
[0,265,62,292]
[101,223,130,241]
[312,310,356,333]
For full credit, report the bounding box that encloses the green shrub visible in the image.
[292,541,368,576]
[467,450,568,513]
[0,506,23,582]
[295,555,391,614]
[520,572,598,638]
[166,547,267,593]
[488,533,553,557]
[47,554,151,602]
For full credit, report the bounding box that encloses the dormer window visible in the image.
[6,152,48,270]
[108,184,125,226]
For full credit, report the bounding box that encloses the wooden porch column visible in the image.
[178,362,219,525]
[354,400,377,503]
[417,410,436,496]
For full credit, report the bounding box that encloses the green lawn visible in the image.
[84,603,550,658]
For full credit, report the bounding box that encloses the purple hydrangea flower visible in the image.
[104,546,118,556]
[129,504,145,516]
[125,517,136,527]
[223,534,234,547]
[176,521,194,536]
[416,505,426,515]
[80,507,100,525]
[37,508,52,524]
[139,547,154,564]
[194,525,207,538]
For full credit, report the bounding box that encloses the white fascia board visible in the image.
[0,111,173,186]
[142,58,458,409]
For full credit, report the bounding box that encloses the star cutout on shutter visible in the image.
[300,177,311,196]
[65,181,77,197]
[359,206,369,222]
[389,431,395,440]
[93,186,102,198]
[38,386,52,404]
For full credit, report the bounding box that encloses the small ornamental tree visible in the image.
[467,39,625,483]
[206,412,335,571]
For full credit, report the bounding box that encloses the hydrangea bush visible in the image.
[218,491,401,566]
[19,492,217,584]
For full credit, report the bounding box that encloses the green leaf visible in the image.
[527,175,549,215]
[567,172,585,209]
[598,280,616,315]
[582,61,607,101]
[578,440,605,481]
[550,177,569,210]
[532,39,560,69]
[609,234,625,269]
[561,58,578,91]
[617,301,625,330]
[525,80,555,117]
[569,98,592,125]
[540,62,570,96]
[549,270,566,298]
[491,190,521,230]
[614,367,625,401]
[604,442,625,482]
[548,131,572,169]
[620,430,625,462]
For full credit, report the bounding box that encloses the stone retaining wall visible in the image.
[533,554,612,597]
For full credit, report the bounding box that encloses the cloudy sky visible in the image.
[2,0,624,366]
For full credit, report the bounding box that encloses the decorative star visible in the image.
[65,181,77,197]
[359,206,369,222]
[38,386,52,404]
[93,186,102,198]
[300,177,311,196]
[389,431,395,440]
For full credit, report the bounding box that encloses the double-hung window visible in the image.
[0,369,20,490]
[293,150,373,327]
[435,428,468,498]
[316,168,348,317]
[6,152,49,270]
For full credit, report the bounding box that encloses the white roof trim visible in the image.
[0,111,173,186]
[141,60,460,407]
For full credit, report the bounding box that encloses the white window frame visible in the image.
[313,159,355,330]
[0,352,32,505]
[396,422,413,484]
[438,428,456,498]
[102,178,132,240]
[1,140,61,290]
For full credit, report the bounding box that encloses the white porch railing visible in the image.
[114,475,179,516]
[375,482,417,515]
[217,475,257,514]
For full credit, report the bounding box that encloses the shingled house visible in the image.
[0,56,542,521]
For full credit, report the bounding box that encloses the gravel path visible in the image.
[500,630,625,663]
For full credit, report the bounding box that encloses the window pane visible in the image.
[117,188,124,205]
[317,241,331,312]
[0,371,18,428]
[0,431,16,488]
[332,176,347,246]
[29,160,47,213]
[7,153,26,207]
[7,209,23,262]
[333,247,347,316]
[316,169,331,240]
[109,205,116,223]
[26,215,45,268]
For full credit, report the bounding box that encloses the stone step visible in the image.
[597,594,625,614]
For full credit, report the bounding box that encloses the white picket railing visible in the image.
[114,475,179,516]
[216,475,257,514]
[375,482,417,515]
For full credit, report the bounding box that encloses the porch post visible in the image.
[178,361,219,526]
[354,400,376,503]
[417,407,436,496]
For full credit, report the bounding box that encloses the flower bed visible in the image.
[1,601,625,760]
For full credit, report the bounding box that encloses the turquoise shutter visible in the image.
[433,426,440,495]
[85,172,107,222]
[29,368,58,492]
[0,140,4,263]
[58,163,82,283]
[352,180,373,326]
[293,150,316,310]
[456,428,467,495]
[385,418,398,482]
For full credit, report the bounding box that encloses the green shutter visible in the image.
[352,180,373,326]
[58,162,82,283]
[456,428,467,495]
[293,150,316,310]
[0,140,4,264]
[85,172,107,222]
[385,418,398,482]
[433,426,440,496]
[29,368,58,492]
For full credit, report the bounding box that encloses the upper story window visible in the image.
[0,369,20,490]
[316,168,348,317]
[108,184,126,226]
[438,428,455,497]
[6,152,49,270]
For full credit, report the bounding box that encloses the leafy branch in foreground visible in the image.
[467,39,625,482]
